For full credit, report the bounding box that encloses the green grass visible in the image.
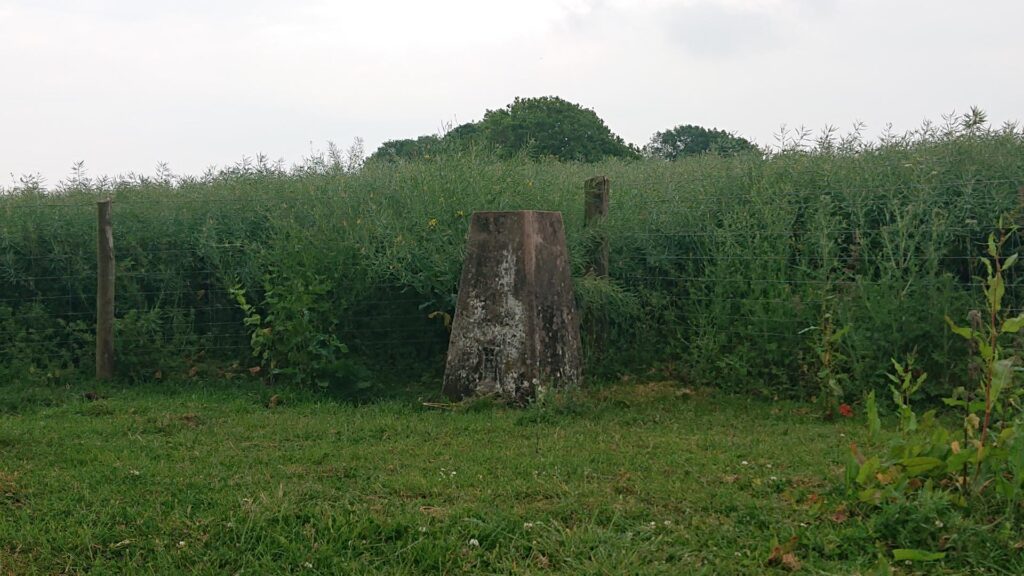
[0,377,979,575]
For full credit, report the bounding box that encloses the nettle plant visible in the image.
[849,221,1024,520]
[230,278,371,393]
[808,306,850,419]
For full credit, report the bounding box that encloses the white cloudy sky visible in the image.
[1,0,1021,184]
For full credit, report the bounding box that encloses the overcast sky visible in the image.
[1,0,1021,185]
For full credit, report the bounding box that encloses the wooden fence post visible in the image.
[96,199,115,380]
[583,176,610,353]
[584,176,610,277]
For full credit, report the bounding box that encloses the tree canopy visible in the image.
[366,135,443,163]
[644,124,758,160]
[367,96,637,163]
[469,96,637,162]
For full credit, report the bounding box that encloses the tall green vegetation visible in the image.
[1,118,1023,399]
[842,221,1024,562]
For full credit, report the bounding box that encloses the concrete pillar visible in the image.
[443,211,582,404]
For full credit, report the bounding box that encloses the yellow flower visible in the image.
[428,218,438,228]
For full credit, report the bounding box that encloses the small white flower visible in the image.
[935,520,944,528]
[468,538,480,547]
[302,562,313,569]
[770,476,778,481]
[129,469,141,476]
[523,522,534,529]
[418,526,427,533]
[741,461,749,466]
[662,520,672,527]
[648,522,656,528]
[177,541,186,548]
[765,463,772,469]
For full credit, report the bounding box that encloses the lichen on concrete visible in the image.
[443,211,581,404]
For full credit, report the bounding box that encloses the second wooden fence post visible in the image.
[584,176,610,277]
[584,176,610,353]
[96,199,115,380]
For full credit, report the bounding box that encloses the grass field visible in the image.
[5,376,1016,575]
[0,378,861,575]
[3,123,1024,574]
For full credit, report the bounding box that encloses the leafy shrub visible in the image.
[845,223,1024,562]
[0,303,91,382]
[0,117,1022,396]
[115,308,198,382]
[231,278,372,394]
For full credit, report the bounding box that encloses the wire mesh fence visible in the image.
[2,152,1024,396]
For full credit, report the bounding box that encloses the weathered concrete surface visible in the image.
[443,211,582,404]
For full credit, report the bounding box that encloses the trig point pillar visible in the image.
[443,211,582,404]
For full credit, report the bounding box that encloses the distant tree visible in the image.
[644,125,758,160]
[365,135,443,163]
[367,96,637,164]
[475,96,638,162]
[444,121,483,143]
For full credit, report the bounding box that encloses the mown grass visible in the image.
[2,377,1018,575]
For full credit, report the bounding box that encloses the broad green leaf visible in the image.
[945,316,973,340]
[857,457,880,486]
[989,273,1004,312]
[990,359,1013,406]
[893,549,946,562]
[1002,313,1024,334]
[889,385,902,407]
[845,456,859,487]
[910,373,927,394]
[866,391,881,439]
[901,456,943,475]
[900,408,918,433]
[858,487,882,505]
[946,450,974,473]
[1004,252,1019,270]
[977,340,993,363]
[988,234,998,258]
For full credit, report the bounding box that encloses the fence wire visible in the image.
[2,174,1023,389]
